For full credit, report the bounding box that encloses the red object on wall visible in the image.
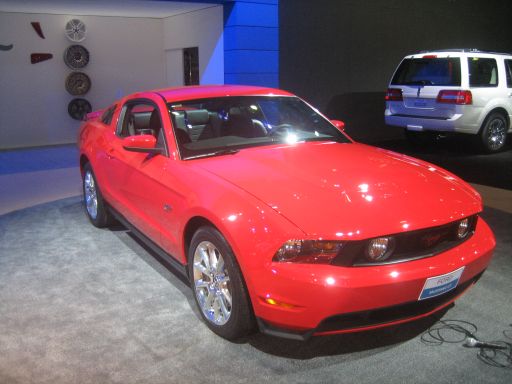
[31,22,45,39]
[30,53,53,64]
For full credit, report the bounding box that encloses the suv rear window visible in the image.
[391,57,461,86]
[468,58,498,87]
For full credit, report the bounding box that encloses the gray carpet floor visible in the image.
[0,197,511,384]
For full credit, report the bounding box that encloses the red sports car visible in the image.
[78,85,495,340]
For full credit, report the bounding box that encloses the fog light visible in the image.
[366,237,395,261]
[457,218,470,239]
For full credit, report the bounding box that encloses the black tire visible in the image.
[404,129,437,146]
[82,163,112,227]
[480,112,508,153]
[188,226,255,340]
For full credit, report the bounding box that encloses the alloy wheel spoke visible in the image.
[194,278,209,289]
[198,246,210,270]
[205,289,215,309]
[217,274,230,285]
[207,243,218,271]
[194,261,209,277]
[218,292,231,318]
[215,256,225,274]
[222,288,232,306]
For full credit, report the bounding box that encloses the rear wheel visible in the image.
[82,163,112,227]
[188,226,255,340]
[480,112,507,153]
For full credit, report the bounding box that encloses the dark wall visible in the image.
[280,0,512,141]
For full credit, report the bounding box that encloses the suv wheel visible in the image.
[480,113,507,153]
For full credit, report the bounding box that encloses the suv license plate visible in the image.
[419,267,464,300]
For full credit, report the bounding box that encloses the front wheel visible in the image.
[188,226,255,340]
[82,163,112,227]
[480,113,508,153]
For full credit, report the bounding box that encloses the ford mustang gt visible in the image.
[78,85,495,340]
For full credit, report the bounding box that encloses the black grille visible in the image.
[315,271,484,334]
[331,215,478,267]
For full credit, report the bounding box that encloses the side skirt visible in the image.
[109,207,189,283]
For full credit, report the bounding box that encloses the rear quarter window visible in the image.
[101,104,117,125]
[468,57,498,87]
[391,57,461,86]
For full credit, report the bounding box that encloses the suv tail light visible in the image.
[437,90,472,105]
[385,88,403,101]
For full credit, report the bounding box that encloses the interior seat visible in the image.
[227,114,267,138]
[185,109,215,141]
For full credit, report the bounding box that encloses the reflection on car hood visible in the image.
[195,142,482,239]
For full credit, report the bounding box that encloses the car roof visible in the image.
[149,85,294,103]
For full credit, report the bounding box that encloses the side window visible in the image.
[505,59,512,88]
[468,57,498,87]
[117,102,162,139]
[101,104,117,125]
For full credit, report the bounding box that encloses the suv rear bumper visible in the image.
[385,110,480,134]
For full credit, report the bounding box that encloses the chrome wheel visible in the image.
[486,117,507,152]
[84,170,98,220]
[193,241,232,326]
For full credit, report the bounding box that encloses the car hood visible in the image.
[195,142,481,239]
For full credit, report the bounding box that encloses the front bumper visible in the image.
[251,217,495,339]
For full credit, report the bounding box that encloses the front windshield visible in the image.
[168,96,350,159]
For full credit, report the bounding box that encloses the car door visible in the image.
[101,96,173,246]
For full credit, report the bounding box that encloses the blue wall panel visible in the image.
[225,73,279,87]
[223,1,279,87]
[224,2,278,27]
[224,25,278,51]
[224,50,278,74]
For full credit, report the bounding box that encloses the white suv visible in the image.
[385,49,512,152]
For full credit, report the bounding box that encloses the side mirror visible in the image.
[330,119,345,131]
[123,135,163,154]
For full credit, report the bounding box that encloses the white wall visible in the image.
[0,5,224,149]
[0,12,165,149]
[163,6,224,86]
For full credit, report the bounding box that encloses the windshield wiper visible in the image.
[184,148,240,160]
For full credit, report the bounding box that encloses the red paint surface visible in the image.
[78,85,495,334]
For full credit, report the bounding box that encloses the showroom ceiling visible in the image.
[0,0,213,18]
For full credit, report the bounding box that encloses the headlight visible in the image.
[365,237,395,261]
[456,218,470,239]
[273,240,344,264]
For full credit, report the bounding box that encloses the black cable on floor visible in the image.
[421,319,512,369]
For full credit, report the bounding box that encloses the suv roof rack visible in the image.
[419,48,512,55]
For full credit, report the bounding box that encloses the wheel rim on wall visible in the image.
[65,72,91,96]
[65,19,87,42]
[64,45,90,69]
